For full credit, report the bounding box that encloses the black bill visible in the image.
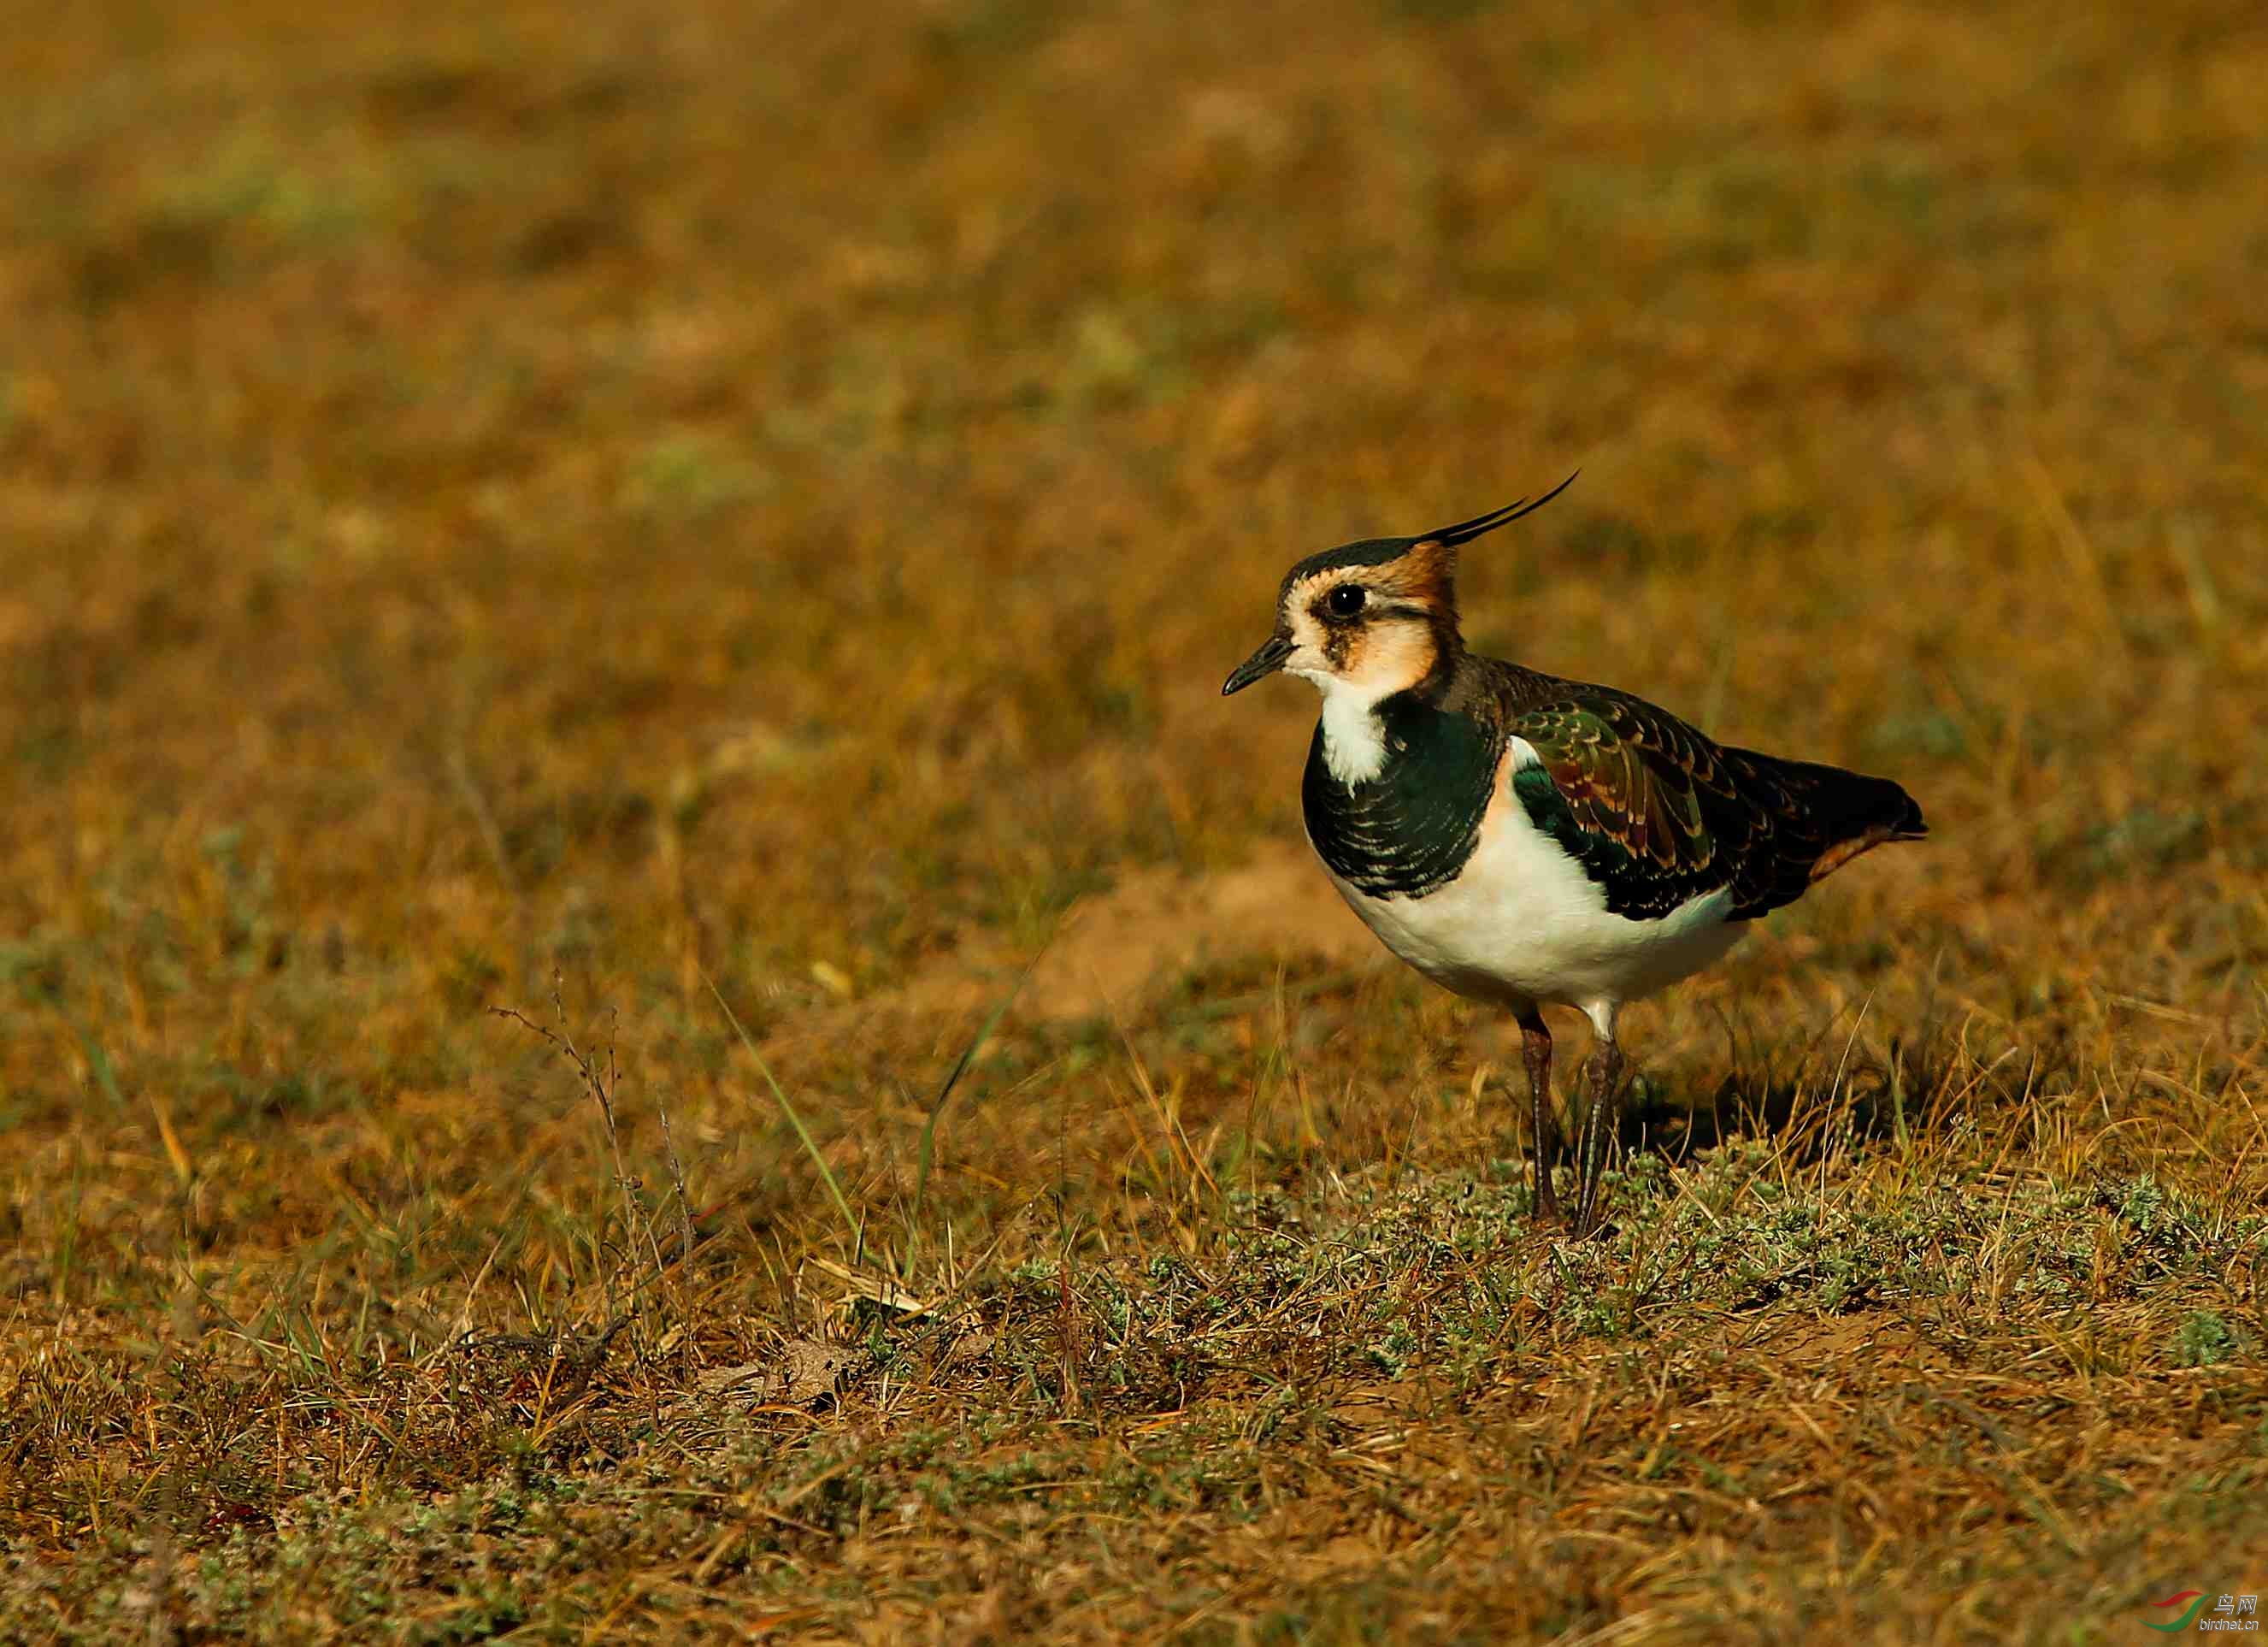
[1222,631,1294,696]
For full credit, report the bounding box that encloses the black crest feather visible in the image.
[1423,470,1580,548]
[1275,470,1582,593]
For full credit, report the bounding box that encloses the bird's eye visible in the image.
[1326,585,1367,618]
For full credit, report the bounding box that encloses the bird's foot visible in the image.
[1533,1178,1563,1226]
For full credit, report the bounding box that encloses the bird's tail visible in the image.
[1738,750,1928,882]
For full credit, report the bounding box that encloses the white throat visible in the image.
[1299,671,1396,786]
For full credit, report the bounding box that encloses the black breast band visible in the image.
[1301,698,1499,900]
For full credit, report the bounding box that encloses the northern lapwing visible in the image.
[1222,476,1927,1233]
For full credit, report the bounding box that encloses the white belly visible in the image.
[1312,794,1743,1012]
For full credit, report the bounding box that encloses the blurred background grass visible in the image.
[3,0,2265,1639]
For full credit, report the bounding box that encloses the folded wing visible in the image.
[1508,693,1925,922]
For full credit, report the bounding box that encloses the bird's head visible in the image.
[1221,474,1576,702]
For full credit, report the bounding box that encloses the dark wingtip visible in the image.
[1884,783,1929,841]
[1424,469,1581,548]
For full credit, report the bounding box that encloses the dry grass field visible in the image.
[4,0,2267,1639]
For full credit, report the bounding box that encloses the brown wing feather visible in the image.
[1487,669,1925,922]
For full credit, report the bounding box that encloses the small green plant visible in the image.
[2174,1311,2239,1367]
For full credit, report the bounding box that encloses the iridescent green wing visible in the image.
[1509,690,1928,920]
[1506,694,1756,920]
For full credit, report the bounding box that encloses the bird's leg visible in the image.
[1573,1036,1625,1237]
[1518,1009,1561,1225]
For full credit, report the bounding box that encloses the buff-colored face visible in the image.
[1280,550,1450,694]
[1222,539,1455,700]
[1224,480,1575,701]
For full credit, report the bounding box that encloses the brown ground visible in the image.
[879,845,1377,1024]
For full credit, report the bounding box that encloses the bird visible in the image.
[1221,475,1926,1234]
